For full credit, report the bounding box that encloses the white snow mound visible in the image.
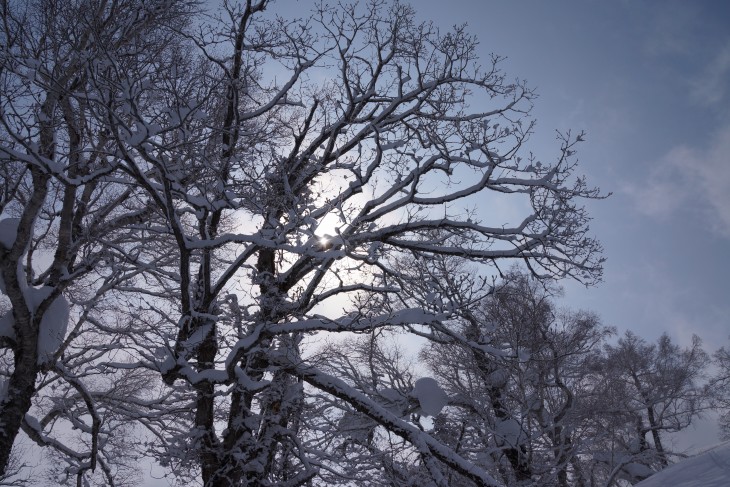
[495,417,523,447]
[635,441,730,487]
[0,218,19,249]
[0,286,69,363]
[26,286,69,365]
[412,377,449,416]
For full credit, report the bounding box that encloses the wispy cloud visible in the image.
[623,126,730,238]
[641,2,699,57]
[689,42,730,106]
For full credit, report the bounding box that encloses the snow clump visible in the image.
[411,377,449,416]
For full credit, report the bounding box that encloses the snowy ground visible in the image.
[635,442,730,487]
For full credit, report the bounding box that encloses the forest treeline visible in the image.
[313,267,727,486]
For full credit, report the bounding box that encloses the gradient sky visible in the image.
[403,0,730,347]
[405,0,730,449]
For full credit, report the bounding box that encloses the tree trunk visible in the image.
[0,169,49,475]
[0,330,39,474]
[646,406,668,467]
[488,384,531,481]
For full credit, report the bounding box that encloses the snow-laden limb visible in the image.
[2,0,607,484]
[267,308,444,335]
[279,355,504,487]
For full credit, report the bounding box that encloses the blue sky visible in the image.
[407,0,730,449]
[226,0,730,451]
[405,0,730,354]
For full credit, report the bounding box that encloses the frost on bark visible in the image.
[2,0,604,485]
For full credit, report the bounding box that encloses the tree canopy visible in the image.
[2,1,718,487]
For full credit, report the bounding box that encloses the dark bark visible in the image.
[488,385,532,483]
[0,169,49,474]
[196,323,222,486]
[646,405,668,467]
[0,312,40,475]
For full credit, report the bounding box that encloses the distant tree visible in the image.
[418,268,612,486]
[1,0,605,485]
[589,332,710,485]
[706,346,730,439]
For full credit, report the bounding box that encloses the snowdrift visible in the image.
[635,442,730,487]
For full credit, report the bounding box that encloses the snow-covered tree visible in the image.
[588,332,710,485]
[2,0,605,484]
[417,268,612,486]
[710,346,730,439]
[0,0,197,481]
[302,334,436,486]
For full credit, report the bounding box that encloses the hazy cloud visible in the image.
[641,2,699,57]
[689,42,730,106]
[624,125,730,238]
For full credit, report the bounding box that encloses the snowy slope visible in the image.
[635,442,730,487]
